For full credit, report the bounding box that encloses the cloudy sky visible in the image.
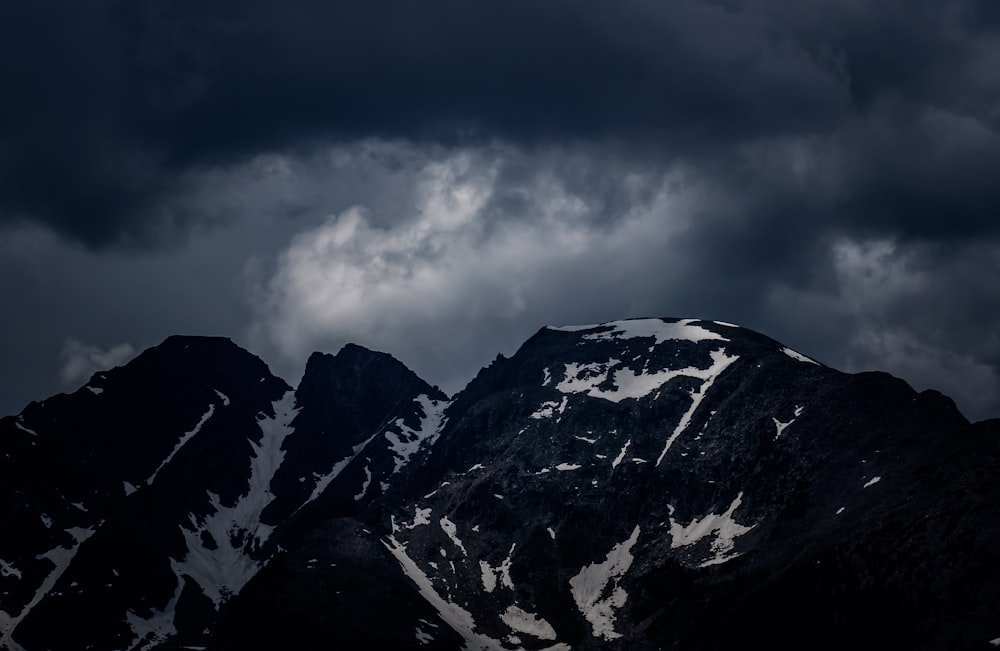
[2,0,1000,421]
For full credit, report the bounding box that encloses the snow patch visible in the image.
[172,390,297,608]
[574,435,597,444]
[86,386,104,395]
[126,573,183,650]
[385,395,450,474]
[416,627,434,644]
[569,525,640,641]
[479,544,516,594]
[354,463,373,501]
[399,506,433,530]
[123,481,138,496]
[501,605,557,641]
[558,358,699,403]
[440,517,468,556]
[547,323,602,332]
[554,360,619,397]
[541,367,552,386]
[479,561,497,593]
[667,493,755,567]
[612,441,631,469]
[213,389,230,406]
[530,396,568,420]
[550,318,728,345]
[555,463,581,471]
[863,476,881,488]
[558,348,737,408]
[772,413,797,439]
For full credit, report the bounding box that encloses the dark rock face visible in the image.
[0,336,294,650]
[1,319,998,651]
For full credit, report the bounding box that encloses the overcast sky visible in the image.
[2,0,1000,421]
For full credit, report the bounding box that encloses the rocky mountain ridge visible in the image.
[1,319,998,650]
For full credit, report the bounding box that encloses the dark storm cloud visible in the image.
[0,0,949,244]
[5,0,995,248]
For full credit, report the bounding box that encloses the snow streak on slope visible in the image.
[782,347,818,365]
[655,349,739,466]
[569,525,640,641]
[385,536,569,651]
[385,396,451,474]
[304,432,378,508]
[147,404,216,486]
[173,390,298,608]
[667,493,756,567]
[611,441,631,469]
[383,536,497,651]
[13,420,37,437]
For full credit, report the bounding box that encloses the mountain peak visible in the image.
[302,344,447,403]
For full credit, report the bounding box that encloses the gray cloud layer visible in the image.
[1,1,999,420]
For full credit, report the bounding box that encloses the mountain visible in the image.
[1,319,998,650]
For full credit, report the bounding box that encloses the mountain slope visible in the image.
[0,336,293,650]
[2,319,998,650]
[211,319,1000,650]
[0,337,447,650]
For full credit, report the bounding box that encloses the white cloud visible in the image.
[246,146,695,393]
[60,339,135,385]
